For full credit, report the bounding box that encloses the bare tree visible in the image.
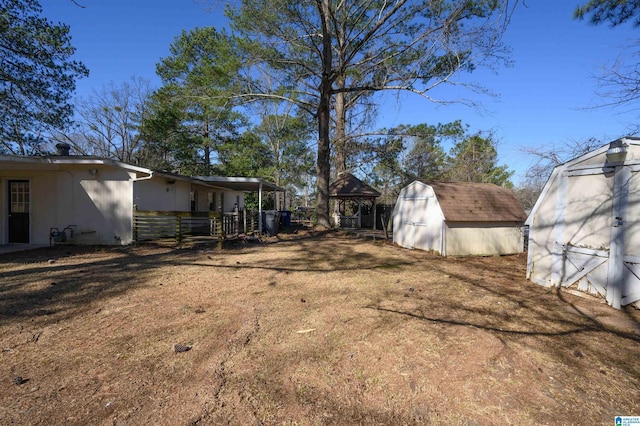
[517,137,603,210]
[228,0,516,228]
[575,0,640,134]
[50,77,152,162]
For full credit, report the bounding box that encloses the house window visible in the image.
[208,192,214,211]
[190,190,197,212]
[11,181,30,213]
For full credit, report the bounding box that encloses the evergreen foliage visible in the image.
[0,0,88,155]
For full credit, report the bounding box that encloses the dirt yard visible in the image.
[1,228,639,425]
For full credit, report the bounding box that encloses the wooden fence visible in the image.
[133,210,260,248]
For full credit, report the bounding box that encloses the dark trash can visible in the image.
[262,210,280,236]
[280,210,291,227]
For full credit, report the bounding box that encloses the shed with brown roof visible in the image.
[392,181,526,256]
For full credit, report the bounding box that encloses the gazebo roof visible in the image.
[329,172,381,199]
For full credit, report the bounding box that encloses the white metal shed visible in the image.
[393,181,526,256]
[526,137,640,309]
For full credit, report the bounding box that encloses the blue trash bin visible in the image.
[280,210,291,227]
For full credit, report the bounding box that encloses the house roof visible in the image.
[425,181,526,222]
[0,154,283,193]
[329,172,381,199]
[0,154,154,178]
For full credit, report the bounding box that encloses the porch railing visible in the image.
[133,209,262,247]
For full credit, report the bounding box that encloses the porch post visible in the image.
[373,200,377,231]
[258,181,263,233]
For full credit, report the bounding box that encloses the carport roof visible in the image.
[193,176,284,192]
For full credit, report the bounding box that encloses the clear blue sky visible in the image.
[43,0,639,185]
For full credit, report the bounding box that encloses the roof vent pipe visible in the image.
[55,142,71,156]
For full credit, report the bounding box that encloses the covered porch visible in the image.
[133,176,286,246]
[194,176,286,234]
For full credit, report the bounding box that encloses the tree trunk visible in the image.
[315,0,333,229]
[203,116,211,175]
[316,81,332,229]
[334,74,347,176]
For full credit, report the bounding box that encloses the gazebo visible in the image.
[329,172,381,229]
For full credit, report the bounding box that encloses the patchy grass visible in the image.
[1,229,639,425]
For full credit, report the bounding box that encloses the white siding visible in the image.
[134,178,191,212]
[1,165,134,245]
[133,178,245,213]
[527,172,559,285]
[80,178,132,244]
[445,223,523,256]
[393,182,443,253]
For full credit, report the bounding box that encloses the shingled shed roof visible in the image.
[427,181,526,222]
[330,172,381,198]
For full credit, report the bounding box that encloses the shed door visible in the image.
[396,197,417,249]
[411,197,430,250]
[621,168,640,306]
[8,180,30,243]
[397,195,437,251]
[557,170,612,295]
[556,166,640,307]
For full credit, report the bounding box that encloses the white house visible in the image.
[393,181,526,256]
[526,137,640,309]
[0,150,282,246]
